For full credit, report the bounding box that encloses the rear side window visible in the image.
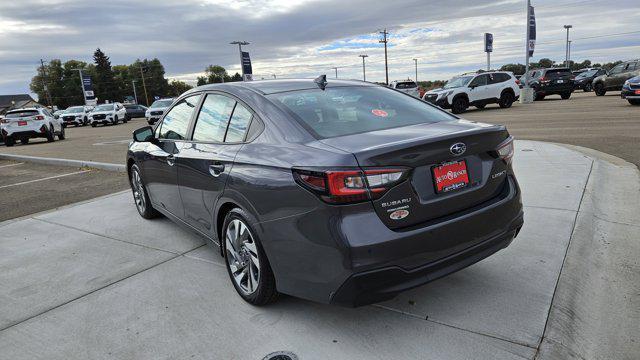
[491,73,511,83]
[192,94,235,143]
[5,110,39,118]
[157,95,201,140]
[269,86,455,139]
[225,103,252,142]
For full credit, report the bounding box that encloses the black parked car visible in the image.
[573,68,606,92]
[127,78,524,307]
[527,68,574,100]
[124,104,147,120]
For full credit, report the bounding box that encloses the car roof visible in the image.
[190,78,376,95]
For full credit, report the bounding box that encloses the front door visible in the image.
[467,74,490,103]
[178,93,254,236]
[143,94,202,217]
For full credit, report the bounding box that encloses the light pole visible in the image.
[563,25,572,68]
[230,41,250,80]
[331,67,338,79]
[359,55,368,81]
[568,40,572,69]
[132,80,138,104]
[379,29,389,85]
[413,58,418,82]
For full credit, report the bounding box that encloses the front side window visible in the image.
[226,103,253,142]
[158,95,201,140]
[192,94,236,142]
[470,75,488,87]
[444,76,473,89]
[269,86,455,139]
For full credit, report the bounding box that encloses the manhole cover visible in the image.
[262,351,298,360]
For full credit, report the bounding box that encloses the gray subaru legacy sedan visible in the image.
[127,77,524,307]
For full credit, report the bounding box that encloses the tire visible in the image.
[124,115,130,123]
[583,83,592,92]
[475,104,486,109]
[58,125,65,140]
[223,208,278,306]
[628,99,640,106]
[5,137,15,147]
[46,125,55,142]
[560,91,572,100]
[91,123,97,127]
[451,96,468,114]
[20,138,29,145]
[594,83,606,96]
[83,117,88,126]
[130,164,160,219]
[499,91,515,108]
[534,93,545,101]
[113,116,119,125]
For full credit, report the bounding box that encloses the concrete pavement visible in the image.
[0,140,637,359]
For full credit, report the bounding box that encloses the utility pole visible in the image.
[139,64,149,106]
[332,67,338,79]
[132,80,138,104]
[230,41,250,81]
[359,55,368,81]
[564,25,572,68]
[568,40,572,69]
[71,68,87,105]
[521,0,533,104]
[379,29,389,85]
[413,58,418,82]
[39,59,53,108]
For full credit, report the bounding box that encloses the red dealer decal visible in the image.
[371,109,388,117]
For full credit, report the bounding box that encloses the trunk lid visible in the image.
[320,120,512,229]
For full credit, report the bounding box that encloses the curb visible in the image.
[0,153,126,172]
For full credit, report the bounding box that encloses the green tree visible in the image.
[132,58,169,105]
[93,48,118,102]
[167,80,193,97]
[537,58,554,68]
[500,63,526,75]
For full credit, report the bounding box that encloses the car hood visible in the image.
[425,88,450,95]
[148,107,168,112]
[627,76,640,84]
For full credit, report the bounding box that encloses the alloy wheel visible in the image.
[225,219,260,295]
[131,169,146,214]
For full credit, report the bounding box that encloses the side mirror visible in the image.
[133,126,154,143]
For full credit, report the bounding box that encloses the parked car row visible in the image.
[54,103,150,128]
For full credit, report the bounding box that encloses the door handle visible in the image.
[209,163,225,177]
[166,155,175,166]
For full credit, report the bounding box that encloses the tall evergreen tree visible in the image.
[93,48,117,102]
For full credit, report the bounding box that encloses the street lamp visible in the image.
[331,67,338,79]
[359,55,368,81]
[413,58,418,82]
[71,68,86,105]
[230,41,250,81]
[563,25,572,68]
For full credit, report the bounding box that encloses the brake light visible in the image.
[293,168,409,204]
[35,115,44,120]
[496,137,515,165]
[515,79,521,85]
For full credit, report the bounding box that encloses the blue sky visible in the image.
[0,0,639,97]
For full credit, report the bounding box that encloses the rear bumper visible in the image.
[1,123,48,138]
[330,219,521,306]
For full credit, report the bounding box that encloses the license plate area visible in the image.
[432,160,470,193]
[17,121,28,126]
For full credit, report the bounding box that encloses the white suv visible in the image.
[390,80,420,97]
[423,71,520,114]
[89,102,127,127]
[145,98,175,125]
[1,107,65,146]
[60,105,92,127]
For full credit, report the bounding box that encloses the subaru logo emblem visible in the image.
[450,142,466,156]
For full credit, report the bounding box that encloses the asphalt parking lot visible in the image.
[0,159,129,222]
[1,141,637,359]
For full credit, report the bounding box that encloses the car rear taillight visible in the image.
[35,115,44,120]
[293,168,409,204]
[496,137,515,165]
[515,79,521,86]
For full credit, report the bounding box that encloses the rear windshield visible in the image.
[269,86,455,139]
[5,110,38,118]
[395,82,417,89]
[545,69,572,78]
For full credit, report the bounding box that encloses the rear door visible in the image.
[177,92,252,235]
[143,94,201,217]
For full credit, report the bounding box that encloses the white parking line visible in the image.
[0,162,24,169]
[0,170,91,189]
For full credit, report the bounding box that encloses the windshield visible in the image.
[576,70,598,78]
[150,99,173,108]
[94,104,114,111]
[66,107,84,113]
[269,86,455,139]
[443,76,473,89]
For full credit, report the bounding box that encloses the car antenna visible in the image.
[314,74,328,90]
